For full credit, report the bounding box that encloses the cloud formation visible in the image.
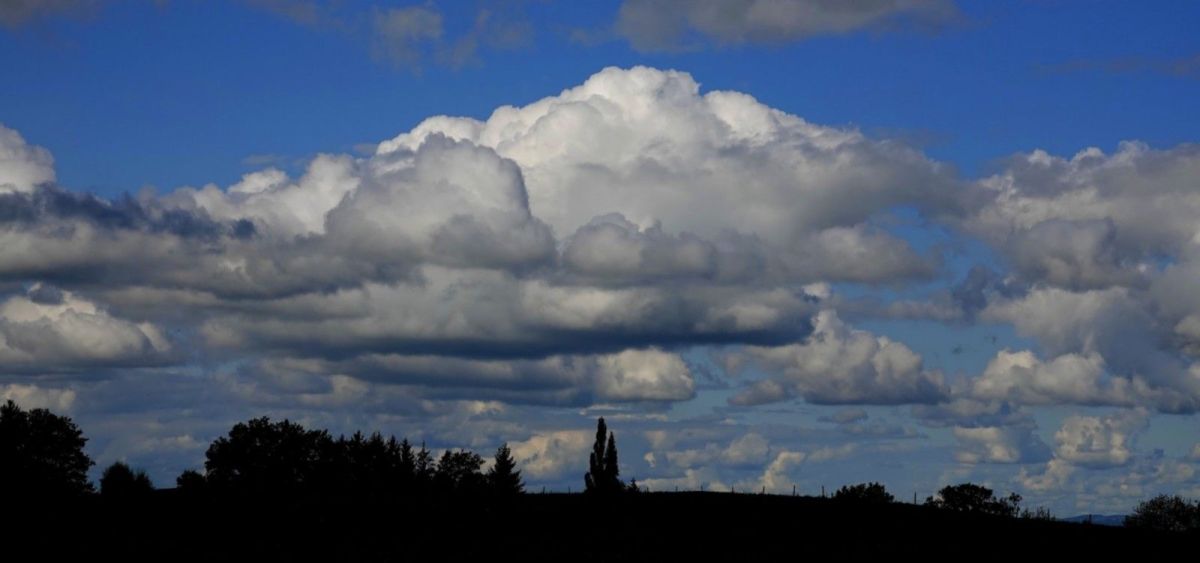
[0,66,961,390]
[0,284,170,371]
[5,65,1200,514]
[0,124,55,192]
[728,310,948,405]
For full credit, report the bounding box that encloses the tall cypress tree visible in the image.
[584,417,623,494]
[604,433,619,489]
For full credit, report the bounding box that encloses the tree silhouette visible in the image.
[0,399,94,498]
[584,417,624,494]
[415,441,435,486]
[434,449,486,494]
[398,438,416,488]
[487,442,523,495]
[340,430,407,496]
[100,461,153,499]
[833,482,894,504]
[1124,494,1200,531]
[925,483,1021,517]
[175,469,207,494]
[203,416,335,496]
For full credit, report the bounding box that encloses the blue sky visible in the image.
[2,0,1200,516]
[6,1,1198,192]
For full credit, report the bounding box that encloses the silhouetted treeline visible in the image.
[832,481,894,503]
[1125,493,1200,532]
[182,416,523,500]
[7,400,1200,559]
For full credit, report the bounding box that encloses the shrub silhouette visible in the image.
[1124,494,1200,532]
[1020,506,1055,520]
[100,461,153,499]
[0,399,94,499]
[833,482,894,503]
[925,483,1022,517]
[584,417,624,494]
[175,468,207,494]
[487,442,524,495]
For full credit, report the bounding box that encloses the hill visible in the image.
[5,491,1191,560]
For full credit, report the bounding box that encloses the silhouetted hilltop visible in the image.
[5,405,1198,559]
[5,490,1194,560]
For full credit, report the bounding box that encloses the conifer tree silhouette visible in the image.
[487,442,523,495]
[584,417,623,494]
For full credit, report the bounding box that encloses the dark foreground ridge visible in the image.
[5,401,1199,559]
[6,491,1195,560]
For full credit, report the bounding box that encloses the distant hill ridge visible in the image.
[1062,514,1127,526]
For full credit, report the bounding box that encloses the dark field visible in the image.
[6,491,1189,560]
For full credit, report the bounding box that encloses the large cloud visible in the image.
[4,66,956,316]
[379,65,959,284]
[194,269,818,361]
[967,143,1200,290]
[974,351,1122,405]
[234,346,696,406]
[978,288,1200,412]
[1018,410,1150,495]
[938,142,1200,415]
[1053,410,1147,469]
[727,309,948,405]
[0,284,170,371]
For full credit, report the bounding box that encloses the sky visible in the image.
[2,0,1199,516]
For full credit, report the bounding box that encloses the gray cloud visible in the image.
[966,143,1200,290]
[614,0,960,52]
[0,284,171,372]
[1042,53,1200,80]
[0,0,99,28]
[371,5,443,68]
[819,407,869,424]
[243,0,334,28]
